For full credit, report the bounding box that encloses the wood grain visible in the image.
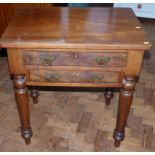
[0,7,151,50]
[23,50,127,67]
[30,70,121,84]
[0,3,52,37]
[77,111,92,134]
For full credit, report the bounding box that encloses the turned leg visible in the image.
[113,76,136,147]
[30,87,39,104]
[104,88,114,105]
[13,75,32,144]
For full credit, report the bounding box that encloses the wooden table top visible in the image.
[0,7,151,50]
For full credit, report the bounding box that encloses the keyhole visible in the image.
[74,54,78,59]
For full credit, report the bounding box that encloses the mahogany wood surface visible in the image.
[30,70,121,84]
[113,76,136,147]
[0,4,52,37]
[0,7,152,148]
[13,75,32,144]
[23,50,127,67]
[0,7,151,50]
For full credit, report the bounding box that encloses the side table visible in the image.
[0,7,151,147]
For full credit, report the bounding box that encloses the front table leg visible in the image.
[13,75,32,144]
[113,76,136,147]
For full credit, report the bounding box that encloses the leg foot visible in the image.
[25,138,31,145]
[104,88,114,105]
[30,87,39,104]
[114,140,121,147]
[13,75,33,144]
[113,76,136,147]
[113,129,124,147]
[21,128,33,145]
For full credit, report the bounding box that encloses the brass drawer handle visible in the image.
[90,75,102,84]
[40,55,55,66]
[95,57,111,66]
[45,74,60,82]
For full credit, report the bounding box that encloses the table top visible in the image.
[0,7,151,50]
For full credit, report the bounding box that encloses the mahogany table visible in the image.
[0,7,151,147]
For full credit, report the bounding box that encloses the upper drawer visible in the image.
[23,50,127,67]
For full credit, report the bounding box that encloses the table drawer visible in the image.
[30,70,122,84]
[23,51,127,67]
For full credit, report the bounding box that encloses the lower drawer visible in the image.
[29,70,122,84]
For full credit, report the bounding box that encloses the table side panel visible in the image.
[125,50,144,76]
[7,49,29,76]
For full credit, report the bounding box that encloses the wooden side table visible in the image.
[0,7,151,147]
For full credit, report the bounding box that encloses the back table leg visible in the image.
[30,87,39,104]
[113,76,136,147]
[13,74,32,144]
[104,88,114,105]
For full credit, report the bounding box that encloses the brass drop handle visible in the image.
[40,55,55,66]
[90,75,102,84]
[45,74,60,82]
[95,57,111,66]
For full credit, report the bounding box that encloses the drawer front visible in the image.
[23,51,127,67]
[30,70,122,84]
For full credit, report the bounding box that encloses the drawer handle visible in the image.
[95,57,111,66]
[40,55,55,66]
[45,74,60,82]
[90,75,102,84]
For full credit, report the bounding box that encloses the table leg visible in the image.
[30,87,39,104]
[13,75,32,144]
[113,76,136,147]
[104,88,114,105]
